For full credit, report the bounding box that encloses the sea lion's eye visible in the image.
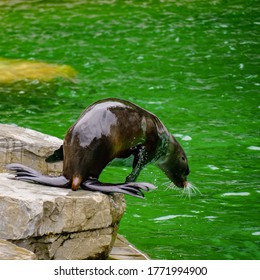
[182,156,185,161]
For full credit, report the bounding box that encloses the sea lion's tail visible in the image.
[6,163,70,187]
[81,179,156,199]
[45,145,64,163]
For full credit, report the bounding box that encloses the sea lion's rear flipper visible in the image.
[81,179,156,199]
[6,163,70,188]
[45,145,64,163]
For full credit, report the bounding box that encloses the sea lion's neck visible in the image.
[156,134,177,165]
[156,133,189,188]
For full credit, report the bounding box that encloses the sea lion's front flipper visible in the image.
[125,145,149,183]
[6,163,70,188]
[45,145,64,163]
[81,179,156,199]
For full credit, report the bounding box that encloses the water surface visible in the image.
[0,0,259,259]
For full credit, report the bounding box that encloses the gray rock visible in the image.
[0,124,62,174]
[0,173,125,259]
[13,227,117,260]
[0,173,125,234]
[0,239,36,260]
[0,124,126,259]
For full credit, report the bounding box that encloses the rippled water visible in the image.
[0,0,259,259]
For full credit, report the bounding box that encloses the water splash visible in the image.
[247,146,260,151]
[154,214,195,221]
[221,192,250,197]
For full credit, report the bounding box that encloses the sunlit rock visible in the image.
[0,57,77,83]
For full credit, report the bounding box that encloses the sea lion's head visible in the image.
[157,135,190,188]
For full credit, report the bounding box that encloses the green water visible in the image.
[0,0,259,260]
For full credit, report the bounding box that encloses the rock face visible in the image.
[0,124,63,175]
[0,173,125,259]
[0,239,36,260]
[0,124,126,259]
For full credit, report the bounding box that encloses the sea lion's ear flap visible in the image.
[45,145,64,162]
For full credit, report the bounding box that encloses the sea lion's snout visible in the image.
[173,178,188,188]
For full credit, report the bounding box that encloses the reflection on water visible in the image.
[0,0,259,259]
[221,192,250,197]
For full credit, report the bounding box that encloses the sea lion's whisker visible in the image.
[182,187,192,199]
[163,181,200,198]
[182,182,201,198]
[189,184,201,195]
[164,182,178,191]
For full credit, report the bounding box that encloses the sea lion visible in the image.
[7,98,190,198]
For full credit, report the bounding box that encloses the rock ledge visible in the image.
[0,124,125,260]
